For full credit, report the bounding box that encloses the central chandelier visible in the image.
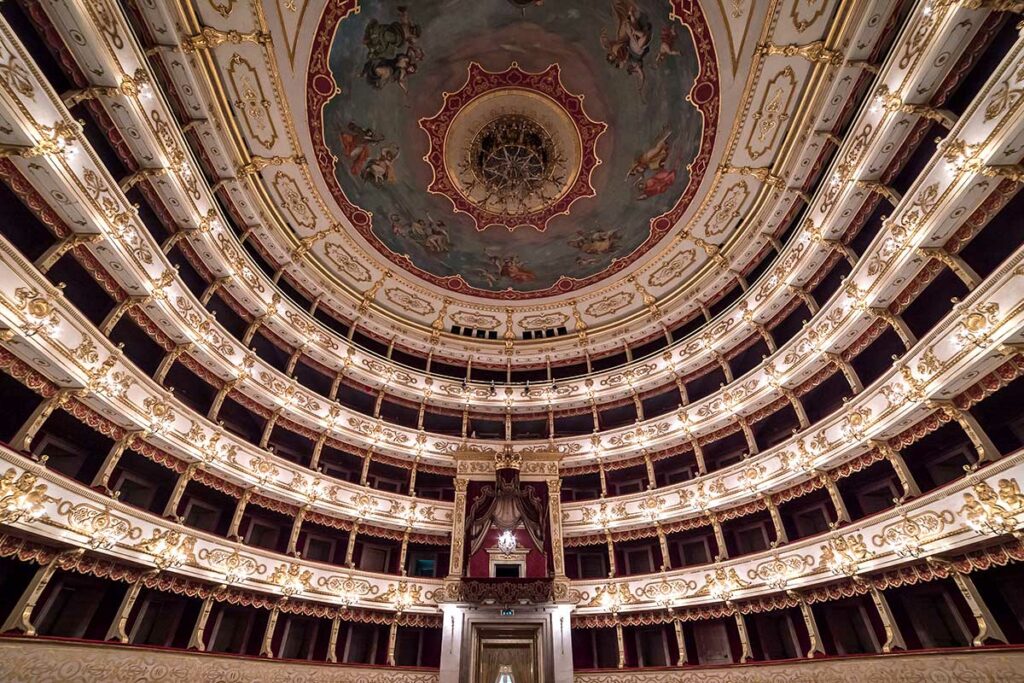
[467,114,561,216]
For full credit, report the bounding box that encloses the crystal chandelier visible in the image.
[497,529,517,555]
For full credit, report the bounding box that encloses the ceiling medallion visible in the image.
[419,62,606,232]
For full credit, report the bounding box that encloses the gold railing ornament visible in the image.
[13,288,61,339]
[704,559,749,602]
[840,406,872,441]
[142,396,176,435]
[581,499,625,529]
[353,492,376,518]
[0,121,80,159]
[781,442,815,475]
[270,562,313,598]
[960,477,1024,540]
[0,468,50,524]
[59,500,138,550]
[293,473,330,504]
[638,494,666,522]
[749,547,814,590]
[640,572,697,608]
[370,581,422,613]
[585,582,638,613]
[199,547,265,584]
[318,574,376,608]
[820,529,873,577]
[954,302,1001,350]
[871,85,956,128]
[873,507,955,559]
[136,529,196,570]
[85,351,122,396]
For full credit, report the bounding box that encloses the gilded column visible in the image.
[869,586,907,652]
[547,478,566,580]
[734,612,752,663]
[783,389,810,430]
[327,612,342,663]
[259,604,281,657]
[949,570,1008,646]
[104,575,148,642]
[920,247,982,290]
[153,343,193,386]
[399,528,411,576]
[386,618,399,666]
[822,474,851,524]
[162,462,198,518]
[408,459,419,497]
[310,432,329,470]
[345,522,360,568]
[285,342,307,376]
[12,389,75,452]
[689,438,708,475]
[873,440,921,498]
[226,488,252,540]
[615,620,625,668]
[826,352,863,393]
[447,477,469,578]
[187,593,217,651]
[259,410,282,448]
[656,523,671,570]
[286,506,307,555]
[605,530,617,577]
[359,447,374,486]
[788,590,825,657]
[930,400,1002,463]
[207,378,238,421]
[710,515,728,560]
[872,308,916,350]
[738,417,758,455]
[672,616,688,665]
[99,296,147,335]
[91,431,140,489]
[643,453,656,488]
[0,549,82,634]
[764,495,788,544]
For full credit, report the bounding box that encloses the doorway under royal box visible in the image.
[470,624,543,683]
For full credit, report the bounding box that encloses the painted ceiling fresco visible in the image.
[309,0,717,298]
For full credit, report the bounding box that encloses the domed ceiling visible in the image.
[307,0,718,298]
